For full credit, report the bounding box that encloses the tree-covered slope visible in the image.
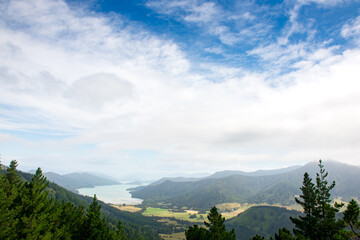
[42,171,120,192]
[132,174,286,209]
[131,161,360,209]
[1,166,166,239]
[225,206,300,240]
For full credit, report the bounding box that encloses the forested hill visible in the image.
[0,164,168,240]
[225,206,300,240]
[131,161,360,209]
[131,164,301,191]
[209,165,301,178]
[30,171,120,192]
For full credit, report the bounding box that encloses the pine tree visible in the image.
[0,161,19,239]
[274,228,295,240]
[6,160,21,186]
[291,160,343,240]
[82,194,111,240]
[116,220,127,240]
[290,172,317,239]
[314,160,343,239]
[17,167,54,239]
[185,206,235,240]
[343,199,360,239]
[185,224,209,240]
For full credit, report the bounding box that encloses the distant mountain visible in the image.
[209,165,302,178]
[41,171,120,192]
[143,165,301,188]
[131,161,360,209]
[225,206,300,240]
[0,163,7,170]
[64,172,119,187]
[149,177,203,186]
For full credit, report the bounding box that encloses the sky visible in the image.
[0,0,360,180]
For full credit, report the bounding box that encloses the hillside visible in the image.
[140,165,301,189]
[225,206,300,240]
[209,165,302,178]
[41,171,120,192]
[131,161,360,209]
[2,167,168,239]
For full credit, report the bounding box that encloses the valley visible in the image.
[2,160,359,240]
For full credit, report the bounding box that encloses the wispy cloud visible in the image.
[1,0,360,176]
[145,0,274,47]
[342,16,360,43]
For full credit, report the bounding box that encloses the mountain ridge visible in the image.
[37,171,120,192]
[131,161,360,209]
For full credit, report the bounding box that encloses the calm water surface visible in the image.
[77,184,143,205]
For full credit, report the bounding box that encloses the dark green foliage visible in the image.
[226,206,300,240]
[205,207,236,240]
[290,172,317,239]
[290,160,343,240]
[274,228,295,240]
[0,161,163,240]
[343,199,360,239]
[81,195,111,240]
[250,234,265,240]
[186,225,209,240]
[185,207,235,240]
[116,221,127,240]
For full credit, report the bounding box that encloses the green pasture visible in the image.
[142,207,207,223]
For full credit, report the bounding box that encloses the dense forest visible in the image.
[0,160,167,239]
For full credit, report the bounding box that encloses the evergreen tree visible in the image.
[116,220,127,240]
[185,224,209,240]
[274,228,295,240]
[185,206,235,240]
[343,199,360,239]
[290,172,317,239]
[205,206,235,240]
[16,167,54,239]
[82,194,112,240]
[0,161,133,240]
[6,160,21,186]
[291,160,343,240]
[314,160,343,239]
[0,161,19,239]
[250,234,265,240]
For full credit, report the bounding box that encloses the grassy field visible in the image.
[157,218,181,226]
[142,207,207,223]
[112,205,142,213]
[160,232,185,240]
[215,202,254,219]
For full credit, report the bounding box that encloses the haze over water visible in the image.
[77,184,143,205]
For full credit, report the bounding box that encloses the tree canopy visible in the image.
[185,206,235,240]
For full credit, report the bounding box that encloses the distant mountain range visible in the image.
[131,161,360,209]
[132,165,302,190]
[28,171,120,192]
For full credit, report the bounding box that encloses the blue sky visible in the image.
[0,0,360,179]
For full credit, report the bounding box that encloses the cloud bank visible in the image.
[0,0,360,178]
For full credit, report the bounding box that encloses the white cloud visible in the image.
[1,0,360,176]
[342,16,360,43]
[146,0,271,46]
[298,0,349,6]
[146,0,220,24]
[64,73,134,111]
